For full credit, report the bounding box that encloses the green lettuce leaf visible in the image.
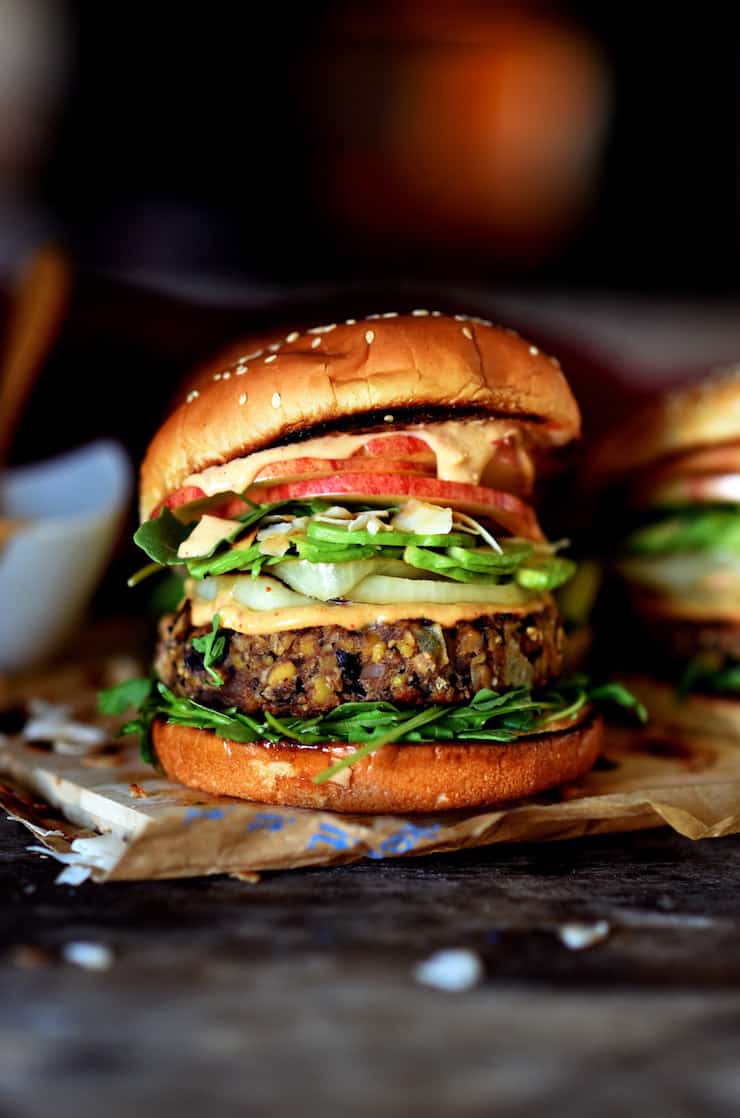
[97,677,153,715]
[99,674,647,783]
[133,508,193,565]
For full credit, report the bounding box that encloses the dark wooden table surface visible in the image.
[2,819,739,1117]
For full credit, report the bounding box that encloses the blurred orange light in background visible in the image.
[315,2,612,267]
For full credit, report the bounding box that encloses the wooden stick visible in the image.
[0,245,71,466]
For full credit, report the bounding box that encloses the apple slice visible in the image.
[150,485,207,519]
[245,472,543,540]
[252,455,435,483]
[360,434,433,458]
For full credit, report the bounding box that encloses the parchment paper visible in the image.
[2,656,739,882]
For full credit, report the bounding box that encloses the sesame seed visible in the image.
[238,392,247,406]
[454,314,468,322]
[285,331,300,343]
[471,316,492,326]
[366,314,381,320]
[311,336,321,349]
[431,310,442,316]
[505,327,519,337]
[365,329,375,344]
[529,345,539,356]
[268,342,281,353]
[381,312,398,318]
[411,309,429,316]
[308,324,336,334]
[236,366,248,375]
[265,354,277,364]
[462,326,473,339]
[213,373,222,381]
[271,392,282,408]
[550,356,560,367]
[244,350,263,361]
[384,414,394,422]
[186,389,199,404]
[345,318,356,325]
[222,371,231,380]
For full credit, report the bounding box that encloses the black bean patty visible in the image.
[155,601,564,717]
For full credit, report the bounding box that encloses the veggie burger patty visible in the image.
[156,599,564,718]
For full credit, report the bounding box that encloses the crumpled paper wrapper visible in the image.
[2,639,740,882]
[2,707,740,881]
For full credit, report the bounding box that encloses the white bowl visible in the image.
[0,440,132,671]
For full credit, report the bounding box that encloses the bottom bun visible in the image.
[153,714,603,814]
[619,674,740,745]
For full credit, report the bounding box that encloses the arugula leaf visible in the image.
[584,680,648,724]
[134,508,193,565]
[186,544,281,580]
[679,657,740,698]
[192,613,226,686]
[98,677,154,716]
[105,674,647,781]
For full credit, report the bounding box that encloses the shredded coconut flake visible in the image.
[62,942,115,971]
[557,921,611,950]
[413,949,484,992]
[392,499,453,536]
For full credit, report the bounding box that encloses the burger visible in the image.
[100,310,640,812]
[590,367,740,742]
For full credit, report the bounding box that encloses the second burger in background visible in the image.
[590,367,740,741]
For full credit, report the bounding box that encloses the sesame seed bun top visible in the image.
[140,311,580,519]
[589,365,740,490]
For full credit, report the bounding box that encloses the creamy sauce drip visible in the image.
[184,420,531,497]
[187,585,548,635]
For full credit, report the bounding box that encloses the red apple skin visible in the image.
[361,434,432,458]
[151,486,207,519]
[252,456,435,482]
[363,432,533,496]
[245,472,543,539]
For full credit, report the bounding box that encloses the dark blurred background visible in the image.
[0,0,736,614]
[0,0,737,464]
[2,0,733,290]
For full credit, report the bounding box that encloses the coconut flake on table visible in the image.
[557,920,611,950]
[27,832,127,885]
[412,948,484,992]
[62,942,115,971]
[392,499,453,536]
[22,699,106,754]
